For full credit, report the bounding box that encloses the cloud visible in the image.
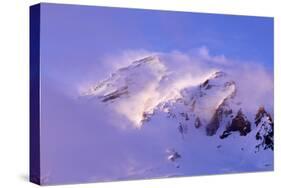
[197,46,229,64]
[102,49,158,71]
[81,46,273,128]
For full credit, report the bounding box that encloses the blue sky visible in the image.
[40,3,273,92]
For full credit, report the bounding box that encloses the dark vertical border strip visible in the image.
[272,18,275,171]
[30,3,41,185]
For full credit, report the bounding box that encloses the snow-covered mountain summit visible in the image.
[82,55,273,144]
[81,55,273,172]
[83,55,164,98]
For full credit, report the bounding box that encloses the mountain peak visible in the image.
[132,55,161,65]
[82,55,166,97]
[211,71,227,79]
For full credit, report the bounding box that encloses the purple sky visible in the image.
[38,3,274,185]
[40,3,273,95]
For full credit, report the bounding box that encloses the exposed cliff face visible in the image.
[206,97,234,136]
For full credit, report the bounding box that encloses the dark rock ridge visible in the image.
[255,107,274,151]
[206,97,233,136]
[101,86,129,102]
[205,81,236,136]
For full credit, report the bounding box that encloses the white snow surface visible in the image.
[73,54,273,182]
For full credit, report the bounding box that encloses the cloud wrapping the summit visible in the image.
[81,47,273,128]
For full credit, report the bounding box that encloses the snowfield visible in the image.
[75,54,274,182]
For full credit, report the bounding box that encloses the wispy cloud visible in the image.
[81,47,273,127]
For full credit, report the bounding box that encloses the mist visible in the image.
[79,47,273,127]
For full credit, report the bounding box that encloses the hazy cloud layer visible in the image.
[80,47,273,127]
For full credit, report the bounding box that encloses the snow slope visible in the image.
[79,55,273,182]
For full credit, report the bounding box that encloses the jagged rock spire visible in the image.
[255,106,274,151]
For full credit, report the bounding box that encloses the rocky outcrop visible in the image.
[167,149,181,162]
[220,109,251,139]
[195,117,202,128]
[101,86,129,102]
[255,107,274,151]
[206,98,233,136]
